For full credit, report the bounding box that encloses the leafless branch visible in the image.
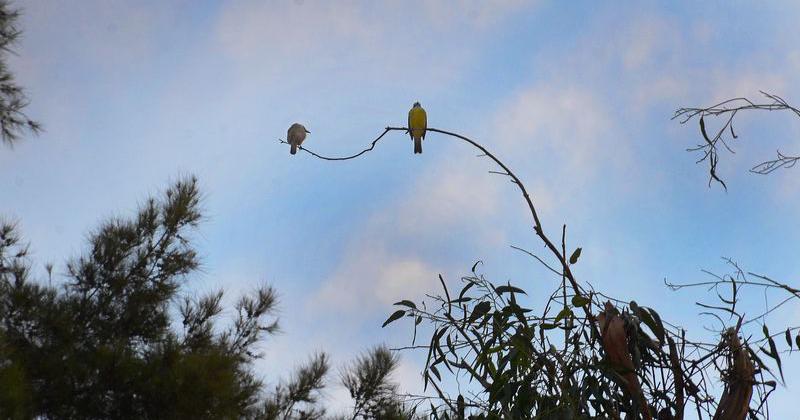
[673,91,800,188]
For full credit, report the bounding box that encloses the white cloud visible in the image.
[212,0,535,91]
[491,85,618,178]
[314,243,438,311]
[310,151,507,314]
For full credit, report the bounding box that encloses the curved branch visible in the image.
[278,127,393,161]
[674,91,800,187]
[283,126,591,315]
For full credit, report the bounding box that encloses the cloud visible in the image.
[212,0,536,92]
[314,244,437,311]
[491,84,618,181]
[310,151,508,313]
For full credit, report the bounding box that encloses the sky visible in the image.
[3,0,800,416]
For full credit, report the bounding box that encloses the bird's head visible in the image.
[291,123,310,134]
[413,102,421,108]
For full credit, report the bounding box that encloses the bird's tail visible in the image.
[290,144,297,155]
[414,138,422,154]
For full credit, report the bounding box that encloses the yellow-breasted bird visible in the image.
[287,123,310,155]
[408,102,427,154]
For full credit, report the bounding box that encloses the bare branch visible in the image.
[674,91,800,187]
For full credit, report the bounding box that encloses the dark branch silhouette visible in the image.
[674,91,800,188]
[280,126,589,302]
[0,1,40,147]
[283,124,799,418]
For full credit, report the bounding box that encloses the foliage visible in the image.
[0,0,40,147]
[281,122,799,419]
[259,353,330,419]
[0,177,418,419]
[385,258,799,419]
[0,178,271,418]
[339,345,420,420]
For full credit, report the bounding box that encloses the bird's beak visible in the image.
[305,129,311,134]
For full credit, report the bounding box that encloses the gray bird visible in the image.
[287,123,310,155]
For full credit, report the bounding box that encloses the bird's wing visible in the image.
[421,109,427,139]
[287,125,301,145]
[407,109,413,139]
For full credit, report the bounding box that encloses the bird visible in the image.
[287,123,310,155]
[407,102,427,154]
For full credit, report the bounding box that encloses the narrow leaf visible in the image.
[700,115,711,145]
[569,247,582,264]
[459,281,476,300]
[495,285,527,295]
[394,300,417,310]
[429,364,441,381]
[382,310,406,328]
[767,336,785,382]
[572,294,590,307]
[468,301,492,324]
[647,307,665,342]
[555,307,573,323]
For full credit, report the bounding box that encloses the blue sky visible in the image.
[3,0,800,416]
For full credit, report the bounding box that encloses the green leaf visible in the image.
[700,115,711,144]
[468,301,492,324]
[459,281,476,300]
[449,297,472,304]
[646,307,665,342]
[571,294,590,307]
[382,310,406,328]
[495,285,527,295]
[394,300,416,310]
[540,323,557,330]
[471,260,483,273]
[554,307,573,323]
[766,336,784,382]
[429,364,441,381]
[637,308,658,341]
[569,247,582,264]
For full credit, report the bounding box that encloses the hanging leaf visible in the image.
[572,294,590,307]
[700,115,712,145]
[647,307,665,342]
[459,281,476,300]
[786,328,793,350]
[429,364,442,381]
[394,300,417,310]
[471,260,483,273]
[569,247,582,264]
[468,301,492,324]
[382,310,406,328]
[555,307,573,323]
[495,285,527,295]
[766,336,785,382]
[637,306,664,343]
